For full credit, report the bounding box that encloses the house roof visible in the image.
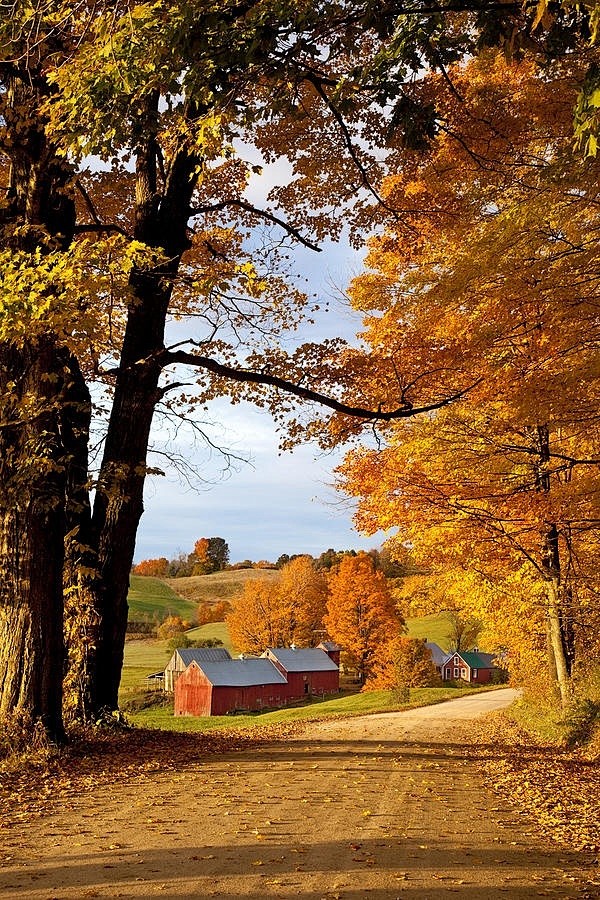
[424,642,448,667]
[176,647,231,667]
[188,657,288,687]
[474,651,496,668]
[265,647,339,673]
[448,650,495,670]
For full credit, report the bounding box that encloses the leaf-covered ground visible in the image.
[1,693,598,897]
[467,714,600,858]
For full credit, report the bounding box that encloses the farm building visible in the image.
[174,657,288,716]
[263,645,340,700]
[174,644,340,716]
[424,641,448,674]
[316,641,341,666]
[441,649,496,684]
[164,646,232,692]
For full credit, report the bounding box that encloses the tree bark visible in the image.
[0,71,79,739]
[0,340,70,741]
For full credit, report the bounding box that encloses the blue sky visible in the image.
[136,397,385,564]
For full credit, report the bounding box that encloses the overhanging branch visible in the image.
[158,348,480,421]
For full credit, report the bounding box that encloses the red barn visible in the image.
[263,646,339,700]
[174,657,287,716]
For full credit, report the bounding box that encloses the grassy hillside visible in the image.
[163,568,280,604]
[405,612,453,650]
[186,622,234,652]
[128,575,197,622]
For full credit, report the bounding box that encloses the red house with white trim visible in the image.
[441,650,496,684]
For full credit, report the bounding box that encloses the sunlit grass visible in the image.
[128,575,197,621]
[128,684,498,733]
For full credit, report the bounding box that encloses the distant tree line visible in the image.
[133,537,230,577]
[133,543,412,579]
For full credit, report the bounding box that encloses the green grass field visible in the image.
[128,684,499,733]
[405,612,453,649]
[128,575,197,622]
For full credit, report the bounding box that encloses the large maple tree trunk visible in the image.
[87,279,170,712]
[0,340,70,741]
[0,74,78,739]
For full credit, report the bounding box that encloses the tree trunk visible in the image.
[545,576,571,708]
[84,128,200,713]
[542,525,572,708]
[0,72,77,739]
[0,339,70,741]
[534,425,572,707]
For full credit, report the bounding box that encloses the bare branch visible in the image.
[191,198,322,252]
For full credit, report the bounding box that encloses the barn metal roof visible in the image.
[265,647,339,673]
[176,647,231,667]
[189,657,288,687]
[446,650,495,670]
[424,642,448,667]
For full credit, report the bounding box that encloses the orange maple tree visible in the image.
[227,556,328,653]
[367,637,439,691]
[132,558,169,577]
[336,52,600,706]
[324,552,402,683]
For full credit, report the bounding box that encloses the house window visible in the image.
[461,668,467,678]
[454,667,459,678]
[473,670,478,679]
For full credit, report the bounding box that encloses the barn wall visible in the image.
[174,665,212,716]
[211,683,288,715]
[285,670,338,700]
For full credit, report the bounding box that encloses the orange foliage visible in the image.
[337,52,600,702]
[227,556,328,653]
[324,552,403,683]
[197,600,232,626]
[132,557,169,577]
[156,615,190,640]
[367,637,439,691]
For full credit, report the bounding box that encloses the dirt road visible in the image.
[0,689,591,898]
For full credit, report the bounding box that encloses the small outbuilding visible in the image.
[174,657,288,716]
[164,646,232,692]
[424,641,448,674]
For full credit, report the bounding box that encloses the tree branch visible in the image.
[156,348,480,421]
[191,198,321,252]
